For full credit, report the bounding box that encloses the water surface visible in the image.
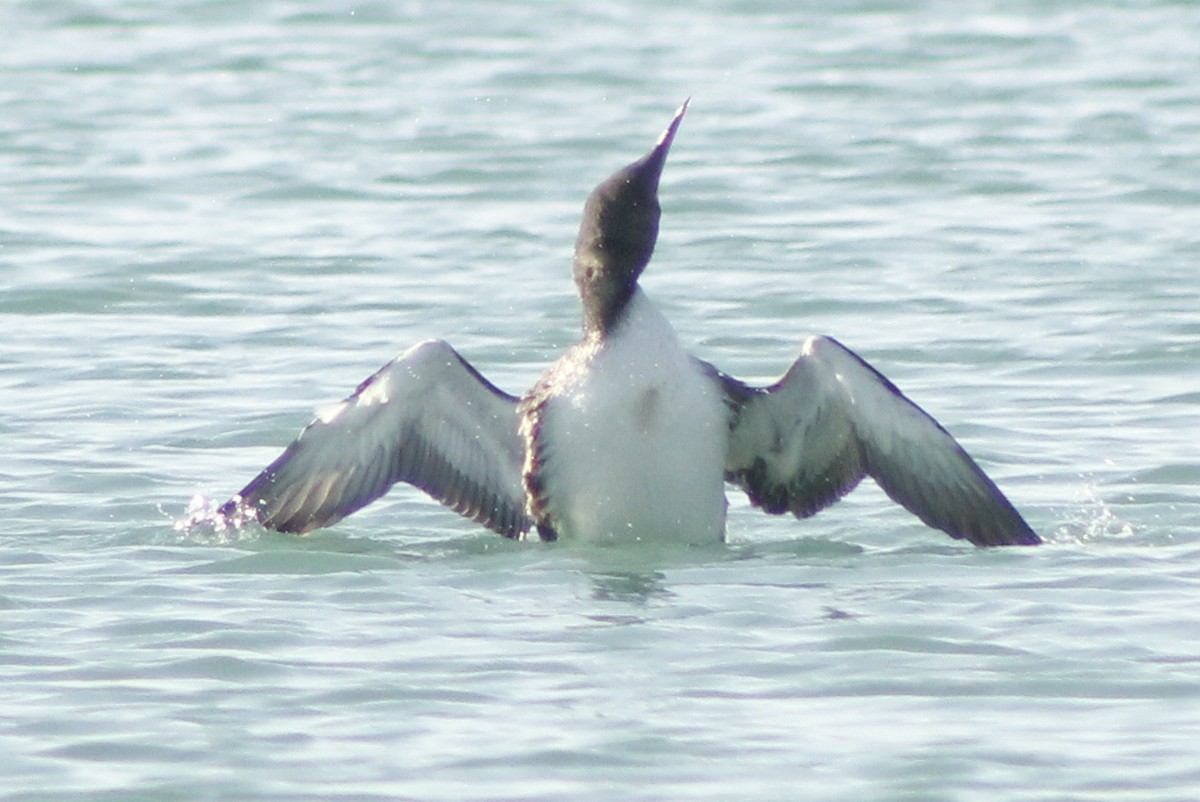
[3,1,1199,799]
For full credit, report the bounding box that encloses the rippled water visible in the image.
[3,1,1199,799]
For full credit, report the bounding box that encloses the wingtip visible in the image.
[957,503,1043,548]
[1005,526,1043,547]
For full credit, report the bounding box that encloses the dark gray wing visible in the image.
[219,339,533,537]
[721,336,1039,547]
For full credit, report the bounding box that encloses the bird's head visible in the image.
[573,100,688,335]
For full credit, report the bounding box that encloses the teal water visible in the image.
[3,1,1199,799]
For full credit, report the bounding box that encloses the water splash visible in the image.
[1053,478,1137,545]
[171,493,261,545]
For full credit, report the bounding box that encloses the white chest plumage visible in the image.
[526,291,730,544]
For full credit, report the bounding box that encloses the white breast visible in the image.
[534,290,730,544]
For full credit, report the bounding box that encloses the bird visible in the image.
[217,100,1040,548]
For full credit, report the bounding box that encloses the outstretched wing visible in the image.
[721,336,1039,547]
[220,339,533,537]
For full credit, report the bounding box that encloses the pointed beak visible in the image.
[641,98,690,187]
[656,97,691,153]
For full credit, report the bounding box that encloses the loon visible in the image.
[218,101,1040,548]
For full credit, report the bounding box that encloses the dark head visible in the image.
[573,100,689,335]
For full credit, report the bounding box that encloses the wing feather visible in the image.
[723,336,1039,546]
[219,339,532,537]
